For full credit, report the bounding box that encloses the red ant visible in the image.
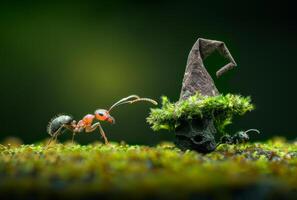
[46,95,157,146]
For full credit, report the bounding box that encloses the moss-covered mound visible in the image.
[0,139,296,199]
[147,93,254,133]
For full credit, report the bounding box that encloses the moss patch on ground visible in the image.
[0,138,297,199]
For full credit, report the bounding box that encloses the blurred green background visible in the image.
[0,1,296,144]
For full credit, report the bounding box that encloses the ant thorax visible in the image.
[74,114,95,132]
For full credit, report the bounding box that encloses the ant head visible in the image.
[94,109,115,124]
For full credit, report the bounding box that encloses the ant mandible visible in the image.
[46,95,157,146]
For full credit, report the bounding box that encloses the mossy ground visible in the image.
[0,138,297,199]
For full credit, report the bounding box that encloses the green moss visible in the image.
[147,93,254,133]
[0,139,297,199]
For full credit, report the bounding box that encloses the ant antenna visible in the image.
[108,95,139,111]
[108,95,158,112]
[244,129,260,134]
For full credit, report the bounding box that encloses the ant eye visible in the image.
[99,113,104,116]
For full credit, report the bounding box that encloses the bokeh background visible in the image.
[1,1,296,145]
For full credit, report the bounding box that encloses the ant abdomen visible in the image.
[47,115,74,136]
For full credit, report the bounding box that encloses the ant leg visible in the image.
[45,126,64,148]
[98,123,109,144]
[85,123,99,133]
[46,125,73,148]
[216,134,233,147]
[54,128,68,142]
[46,136,55,147]
[71,132,76,143]
[85,122,109,144]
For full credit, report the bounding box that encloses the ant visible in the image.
[46,95,157,146]
[217,129,260,147]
